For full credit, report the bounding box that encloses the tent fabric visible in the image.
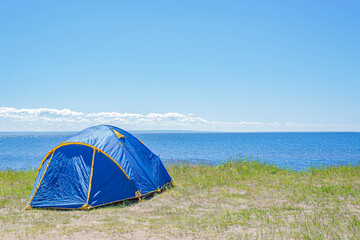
[26,125,173,210]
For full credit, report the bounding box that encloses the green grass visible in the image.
[1,160,359,239]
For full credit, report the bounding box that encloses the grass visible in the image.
[0,160,359,239]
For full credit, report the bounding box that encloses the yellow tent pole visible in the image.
[81,148,96,210]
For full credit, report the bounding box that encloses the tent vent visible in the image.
[112,129,126,139]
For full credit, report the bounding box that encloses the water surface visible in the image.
[0,132,359,171]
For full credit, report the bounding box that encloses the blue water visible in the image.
[0,132,359,171]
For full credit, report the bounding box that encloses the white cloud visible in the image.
[0,107,83,122]
[0,107,358,132]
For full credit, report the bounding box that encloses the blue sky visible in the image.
[0,1,359,131]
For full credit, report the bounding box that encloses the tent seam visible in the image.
[108,127,142,193]
[120,142,159,192]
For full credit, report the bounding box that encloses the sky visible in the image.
[0,1,359,132]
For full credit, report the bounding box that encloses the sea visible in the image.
[0,132,359,171]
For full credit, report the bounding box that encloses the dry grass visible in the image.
[1,160,360,239]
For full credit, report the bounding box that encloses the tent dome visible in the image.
[26,125,172,210]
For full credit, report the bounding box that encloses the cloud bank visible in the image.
[0,107,357,132]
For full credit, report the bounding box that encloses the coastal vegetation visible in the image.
[1,160,359,239]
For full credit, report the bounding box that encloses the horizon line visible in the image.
[0,130,358,133]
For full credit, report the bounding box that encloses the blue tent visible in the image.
[26,125,173,210]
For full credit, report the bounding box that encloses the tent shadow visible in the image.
[96,183,175,210]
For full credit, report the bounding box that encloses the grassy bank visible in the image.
[1,160,360,239]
